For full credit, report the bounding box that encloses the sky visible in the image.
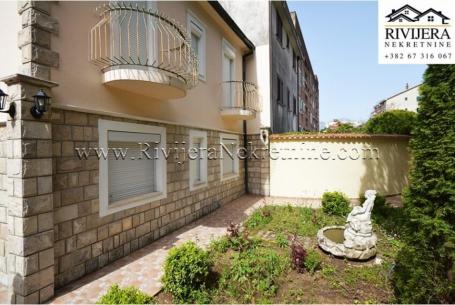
[287,1,426,125]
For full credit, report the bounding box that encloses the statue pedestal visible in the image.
[343,220,377,260]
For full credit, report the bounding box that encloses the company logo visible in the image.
[385,5,450,25]
[378,0,454,64]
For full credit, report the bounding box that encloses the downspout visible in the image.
[242,50,254,194]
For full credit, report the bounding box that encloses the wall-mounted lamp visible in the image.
[31,89,50,119]
[0,89,16,118]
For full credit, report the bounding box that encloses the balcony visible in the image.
[220,81,260,120]
[90,3,198,99]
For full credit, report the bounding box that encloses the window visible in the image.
[187,13,206,80]
[276,75,283,105]
[428,16,434,22]
[404,97,408,101]
[221,39,236,108]
[98,120,167,216]
[189,130,208,191]
[220,133,239,180]
[299,98,305,113]
[404,10,409,15]
[276,13,283,45]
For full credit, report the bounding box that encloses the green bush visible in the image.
[364,110,416,135]
[161,241,212,303]
[392,65,455,303]
[304,250,322,274]
[321,191,351,216]
[96,284,154,304]
[219,247,289,302]
[245,208,272,229]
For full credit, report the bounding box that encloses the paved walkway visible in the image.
[50,195,266,304]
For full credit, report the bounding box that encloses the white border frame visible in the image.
[187,11,207,81]
[98,119,167,217]
[189,129,208,191]
[219,132,239,181]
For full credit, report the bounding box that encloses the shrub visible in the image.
[304,250,322,274]
[364,110,416,135]
[321,191,351,216]
[96,284,154,304]
[162,241,212,303]
[392,65,455,303]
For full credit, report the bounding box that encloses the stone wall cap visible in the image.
[0,73,59,88]
[270,133,411,141]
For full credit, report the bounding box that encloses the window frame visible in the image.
[189,129,208,191]
[187,12,207,81]
[98,119,167,217]
[219,133,240,181]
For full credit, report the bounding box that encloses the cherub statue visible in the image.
[347,190,376,223]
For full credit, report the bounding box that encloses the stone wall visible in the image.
[51,108,245,288]
[246,134,270,196]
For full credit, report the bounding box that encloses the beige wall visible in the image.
[50,1,248,134]
[269,135,410,199]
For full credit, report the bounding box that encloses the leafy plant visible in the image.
[227,222,240,238]
[392,65,455,303]
[245,207,272,229]
[219,247,288,302]
[304,250,322,274]
[290,235,307,273]
[275,233,289,248]
[321,191,351,216]
[364,109,416,135]
[96,284,155,304]
[161,241,212,303]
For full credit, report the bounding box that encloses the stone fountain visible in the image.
[317,190,377,260]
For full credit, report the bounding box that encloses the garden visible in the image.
[95,65,454,304]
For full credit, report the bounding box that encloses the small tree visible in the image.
[364,109,416,135]
[393,65,455,303]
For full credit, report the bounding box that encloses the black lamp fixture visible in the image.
[31,89,50,119]
[0,89,16,118]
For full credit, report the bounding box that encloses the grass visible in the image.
[155,203,405,304]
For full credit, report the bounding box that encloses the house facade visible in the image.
[0,1,317,303]
[372,83,421,116]
[219,1,319,133]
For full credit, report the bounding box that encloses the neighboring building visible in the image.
[0,1,278,302]
[219,1,319,133]
[372,83,421,116]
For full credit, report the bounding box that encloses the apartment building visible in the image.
[0,1,267,302]
[219,1,319,133]
[372,83,421,116]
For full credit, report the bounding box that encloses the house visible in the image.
[386,4,450,24]
[219,1,319,133]
[0,0,317,302]
[372,83,421,116]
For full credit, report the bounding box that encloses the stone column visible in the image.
[2,74,57,303]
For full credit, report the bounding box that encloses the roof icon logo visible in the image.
[386,4,450,24]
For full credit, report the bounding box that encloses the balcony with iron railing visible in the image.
[90,2,198,99]
[220,81,261,120]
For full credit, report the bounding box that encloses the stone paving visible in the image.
[49,195,267,304]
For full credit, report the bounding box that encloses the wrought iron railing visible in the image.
[220,81,261,112]
[90,2,198,88]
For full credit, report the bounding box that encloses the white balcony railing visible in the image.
[90,2,198,89]
[220,81,261,113]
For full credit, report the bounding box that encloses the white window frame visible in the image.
[98,119,167,217]
[221,38,236,107]
[187,12,206,81]
[220,133,239,181]
[189,129,208,191]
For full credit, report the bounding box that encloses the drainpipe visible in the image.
[242,50,254,194]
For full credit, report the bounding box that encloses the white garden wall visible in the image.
[269,134,410,199]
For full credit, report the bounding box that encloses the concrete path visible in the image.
[49,195,266,304]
